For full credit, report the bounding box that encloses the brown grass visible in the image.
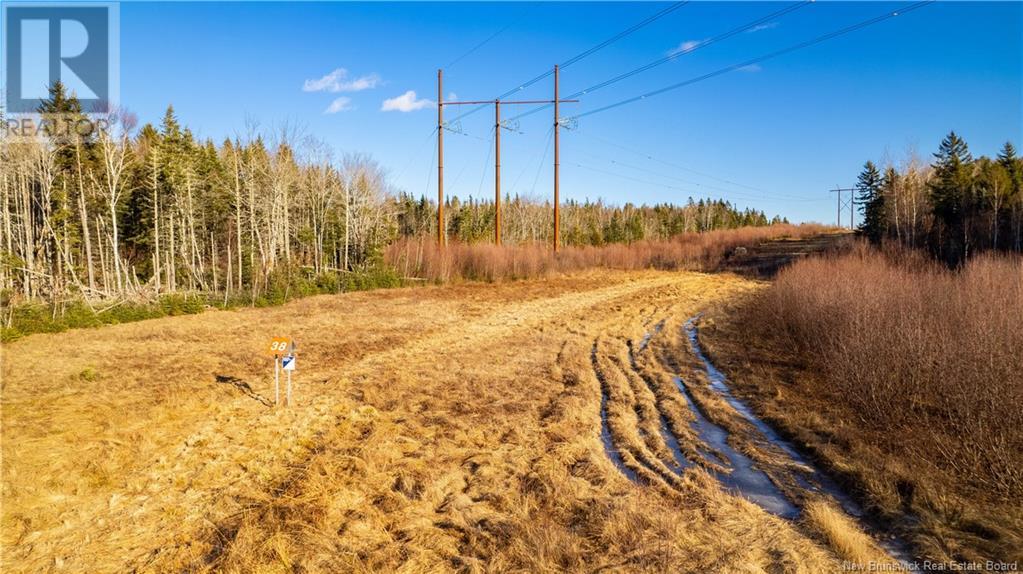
[802,499,893,566]
[700,243,1023,562]
[387,223,833,282]
[1,268,876,573]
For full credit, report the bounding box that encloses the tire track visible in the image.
[187,274,693,571]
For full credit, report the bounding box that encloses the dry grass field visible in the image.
[2,265,903,572]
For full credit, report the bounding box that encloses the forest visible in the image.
[0,83,780,312]
[854,131,1023,264]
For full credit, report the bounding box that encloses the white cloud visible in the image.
[303,68,381,93]
[304,69,345,92]
[738,64,762,73]
[324,97,353,114]
[668,39,705,56]
[747,22,778,33]
[447,92,458,102]
[340,73,382,92]
[381,90,434,112]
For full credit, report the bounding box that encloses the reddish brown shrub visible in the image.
[763,244,1023,497]
[386,224,832,282]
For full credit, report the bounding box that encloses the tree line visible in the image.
[855,131,1023,264]
[396,193,780,246]
[1,83,782,307]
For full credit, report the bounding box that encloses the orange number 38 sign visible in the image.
[267,336,292,355]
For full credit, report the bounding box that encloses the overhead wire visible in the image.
[575,149,778,202]
[573,162,710,198]
[476,128,497,197]
[572,130,828,202]
[445,24,514,70]
[394,127,438,185]
[446,1,688,125]
[508,125,555,195]
[530,127,556,195]
[572,0,936,120]
[508,1,813,122]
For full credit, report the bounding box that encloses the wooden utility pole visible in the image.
[494,100,502,245]
[437,69,445,247]
[554,64,561,252]
[438,69,576,248]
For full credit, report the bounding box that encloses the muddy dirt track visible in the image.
[2,261,898,572]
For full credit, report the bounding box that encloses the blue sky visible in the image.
[118,1,1022,224]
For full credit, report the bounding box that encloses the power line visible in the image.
[509,1,812,122]
[573,162,718,199]
[424,132,438,198]
[508,125,554,195]
[572,129,826,202]
[447,1,688,125]
[445,24,513,70]
[577,149,824,203]
[476,129,496,196]
[572,0,935,120]
[447,140,481,192]
[530,127,556,195]
[559,1,689,70]
[572,161,826,214]
[394,127,438,184]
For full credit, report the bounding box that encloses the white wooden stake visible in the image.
[284,368,292,405]
[274,355,280,406]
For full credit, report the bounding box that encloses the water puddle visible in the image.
[683,316,863,517]
[628,337,692,474]
[628,320,794,516]
[657,414,693,473]
[637,319,664,352]
[672,375,799,518]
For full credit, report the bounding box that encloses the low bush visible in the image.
[763,244,1023,497]
[1,265,404,341]
[386,223,832,282]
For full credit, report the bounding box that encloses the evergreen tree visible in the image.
[123,123,160,259]
[929,131,975,261]
[855,160,885,243]
[856,161,885,243]
[997,141,1021,197]
[37,81,90,169]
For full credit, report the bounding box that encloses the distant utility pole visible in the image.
[436,68,576,248]
[830,186,858,229]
